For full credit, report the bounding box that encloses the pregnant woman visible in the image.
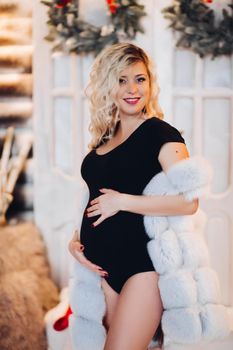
[69,43,198,350]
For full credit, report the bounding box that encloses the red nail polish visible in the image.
[91,223,95,227]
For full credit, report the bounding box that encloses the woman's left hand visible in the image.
[86,188,123,227]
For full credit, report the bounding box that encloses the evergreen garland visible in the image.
[162,0,233,59]
[41,0,146,55]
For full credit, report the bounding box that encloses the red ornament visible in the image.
[53,306,73,331]
[55,0,71,9]
[202,0,213,3]
[106,0,119,14]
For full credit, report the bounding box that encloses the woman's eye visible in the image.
[137,77,146,83]
[119,78,126,84]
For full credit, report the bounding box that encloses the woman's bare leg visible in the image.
[103,271,162,350]
[101,277,119,330]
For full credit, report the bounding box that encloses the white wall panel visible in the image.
[132,0,155,57]
[53,97,73,173]
[206,213,232,305]
[174,97,194,154]
[203,98,231,193]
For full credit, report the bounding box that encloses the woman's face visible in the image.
[115,61,150,119]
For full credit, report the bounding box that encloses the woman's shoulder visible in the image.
[149,116,184,136]
[147,116,180,130]
[146,116,185,148]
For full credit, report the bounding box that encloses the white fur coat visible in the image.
[69,156,231,349]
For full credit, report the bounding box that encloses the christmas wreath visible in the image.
[41,0,146,55]
[162,0,233,59]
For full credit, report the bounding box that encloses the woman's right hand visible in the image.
[68,239,109,278]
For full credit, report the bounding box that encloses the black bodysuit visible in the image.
[80,117,185,293]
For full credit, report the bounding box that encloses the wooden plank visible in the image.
[0,18,31,45]
[17,158,34,184]
[10,131,33,158]
[0,132,33,157]
[0,30,31,45]
[0,73,32,96]
[0,0,32,17]
[0,45,32,72]
[0,17,31,35]
[0,156,34,185]
[0,99,32,119]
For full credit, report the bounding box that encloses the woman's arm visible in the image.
[87,142,199,226]
[70,228,80,242]
[120,193,198,216]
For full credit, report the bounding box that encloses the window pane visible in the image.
[53,55,71,88]
[174,49,195,88]
[203,56,232,88]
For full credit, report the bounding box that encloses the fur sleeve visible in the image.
[166,155,213,201]
[143,155,231,346]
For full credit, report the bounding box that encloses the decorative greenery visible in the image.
[162,0,233,59]
[41,0,146,55]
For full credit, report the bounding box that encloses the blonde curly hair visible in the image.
[85,43,164,150]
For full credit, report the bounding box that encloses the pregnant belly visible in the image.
[80,211,149,268]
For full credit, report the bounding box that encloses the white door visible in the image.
[153,1,233,349]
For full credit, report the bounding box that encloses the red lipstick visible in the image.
[123,98,141,105]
